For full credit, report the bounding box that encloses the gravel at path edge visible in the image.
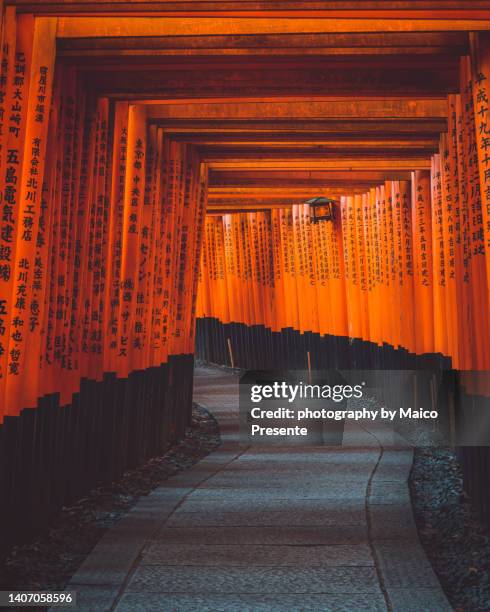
[410,447,490,612]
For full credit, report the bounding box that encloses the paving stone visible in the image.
[241,447,377,458]
[166,507,367,527]
[163,470,222,488]
[152,525,369,546]
[235,450,379,464]
[141,543,374,566]
[126,565,381,594]
[201,466,358,488]
[195,474,369,491]
[205,463,375,481]
[387,587,452,612]
[179,493,368,512]
[369,480,411,505]
[145,486,192,499]
[372,449,414,482]
[373,539,440,588]
[186,486,366,501]
[194,451,240,464]
[369,504,419,540]
[67,503,177,586]
[115,592,388,611]
[218,431,240,439]
[362,425,411,449]
[215,460,371,473]
[340,432,383,447]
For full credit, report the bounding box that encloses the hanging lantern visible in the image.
[306,196,338,223]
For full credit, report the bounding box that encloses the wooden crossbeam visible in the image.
[60,48,466,57]
[145,99,447,119]
[168,136,439,147]
[207,172,413,199]
[207,159,431,169]
[208,187,392,196]
[200,148,436,160]
[197,145,438,157]
[206,204,296,212]
[11,0,490,13]
[72,59,458,97]
[57,31,468,56]
[209,169,413,183]
[57,32,467,50]
[56,17,490,38]
[153,119,447,134]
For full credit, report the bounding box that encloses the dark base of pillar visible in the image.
[0,354,194,557]
[195,317,451,371]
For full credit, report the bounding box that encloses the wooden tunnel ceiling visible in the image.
[13,0,490,211]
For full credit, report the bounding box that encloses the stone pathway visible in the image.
[63,365,452,611]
